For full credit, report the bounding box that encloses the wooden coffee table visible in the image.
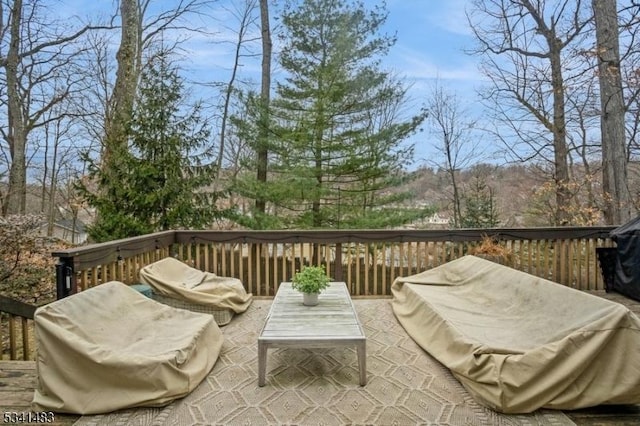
[258,281,367,386]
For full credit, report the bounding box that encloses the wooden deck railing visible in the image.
[0,295,36,360]
[0,226,616,360]
[52,227,616,298]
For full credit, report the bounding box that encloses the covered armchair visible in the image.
[32,281,223,415]
[139,257,252,325]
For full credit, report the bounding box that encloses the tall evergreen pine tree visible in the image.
[79,52,221,242]
[235,0,427,229]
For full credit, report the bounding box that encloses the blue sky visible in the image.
[382,0,487,164]
[169,1,483,83]
[385,0,480,84]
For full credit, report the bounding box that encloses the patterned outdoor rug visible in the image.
[75,299,575,426]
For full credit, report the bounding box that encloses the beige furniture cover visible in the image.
[391,255,640,413]
[32,281,223,415]
[139,257,252,313]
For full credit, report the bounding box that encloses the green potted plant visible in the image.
[291,266,331,306]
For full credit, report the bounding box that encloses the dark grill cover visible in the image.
[611,216,640,301]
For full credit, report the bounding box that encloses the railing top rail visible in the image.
[49,227,617,270]
[52,230,176,270]
[0,295,37,319]
[175,227,616,244]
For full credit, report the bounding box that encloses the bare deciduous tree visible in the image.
[468,0,591,225]
[425,82,481,228]
[0,0,106,215]
[215,0,259,181]
[565,74,602,214]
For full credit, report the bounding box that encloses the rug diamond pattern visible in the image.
[75,299,575,426]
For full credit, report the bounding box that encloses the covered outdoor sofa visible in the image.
[391,255,640,414]
[32,281,223,415]
[139,257,252,325]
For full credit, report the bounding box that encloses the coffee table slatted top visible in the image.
[260,282,365,341]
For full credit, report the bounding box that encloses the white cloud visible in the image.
[426,0,474,37]
[390,46,484,83]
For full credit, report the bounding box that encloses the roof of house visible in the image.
[55,219,86,233]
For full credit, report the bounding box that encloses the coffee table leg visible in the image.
[258,341,267,386]
[357,340,366,386]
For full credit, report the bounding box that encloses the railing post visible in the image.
[334,243,343,282]
[56,257,76,300]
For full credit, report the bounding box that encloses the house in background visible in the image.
[402,211,451,230]
[51,219,87,244]
[427,213,450,226]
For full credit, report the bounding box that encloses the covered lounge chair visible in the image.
[392,255,640,413]
[139,257,252,325]
[32,281,223,415]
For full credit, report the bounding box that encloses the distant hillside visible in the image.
[6,160,639,231]
[395,161,640,228]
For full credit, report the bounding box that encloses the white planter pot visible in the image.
[303,292,319,306]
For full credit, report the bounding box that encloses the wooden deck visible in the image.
[563,290,640,425]
[0,361,78,425]
[1,290,639,426]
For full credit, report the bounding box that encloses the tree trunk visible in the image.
[93,0,138,227]
[255,0,271,223]
[47,133,60,236]
[5,0,26,214]
[593,0,633,225]
[104,0,139,161]
[450,170,462,228]
[549,39,572,225]
[445,144,461,228]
